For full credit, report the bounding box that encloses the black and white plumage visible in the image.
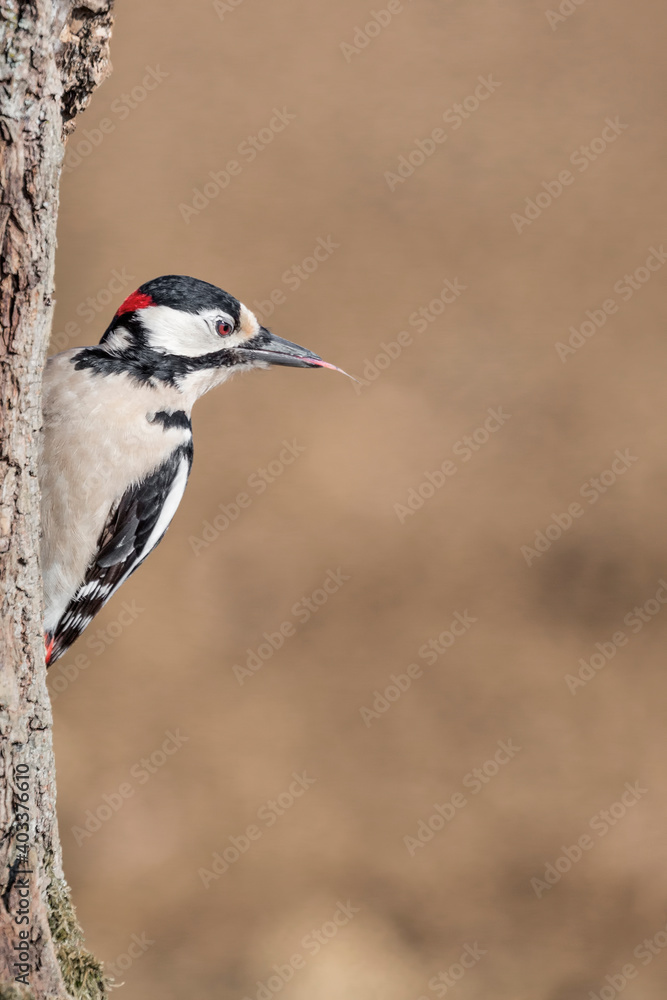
[41,275,346,665]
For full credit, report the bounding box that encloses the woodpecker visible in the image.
[40,274,348,665]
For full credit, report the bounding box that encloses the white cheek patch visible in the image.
[139,303,261,363]
[140,305,233,357]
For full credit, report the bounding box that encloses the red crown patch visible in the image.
[116,290,155,317]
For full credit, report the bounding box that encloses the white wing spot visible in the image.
[78,580,111,598]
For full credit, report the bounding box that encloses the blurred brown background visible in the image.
[49,1,667,997]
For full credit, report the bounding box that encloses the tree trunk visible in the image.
[0,3,114,996]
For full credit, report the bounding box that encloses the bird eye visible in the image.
[216,319,234,337]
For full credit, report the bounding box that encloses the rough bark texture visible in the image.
[0,3,114,996]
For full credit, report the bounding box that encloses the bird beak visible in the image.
[242,331,324,368]
[240,329,357,380]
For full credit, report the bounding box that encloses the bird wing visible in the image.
[46,445,192,665]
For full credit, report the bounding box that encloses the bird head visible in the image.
[81,274,350,398]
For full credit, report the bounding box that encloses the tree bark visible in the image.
[0,3,114,996]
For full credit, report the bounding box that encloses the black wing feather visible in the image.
[47,444,192,664]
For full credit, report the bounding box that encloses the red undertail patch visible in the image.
[45,633,54,667]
